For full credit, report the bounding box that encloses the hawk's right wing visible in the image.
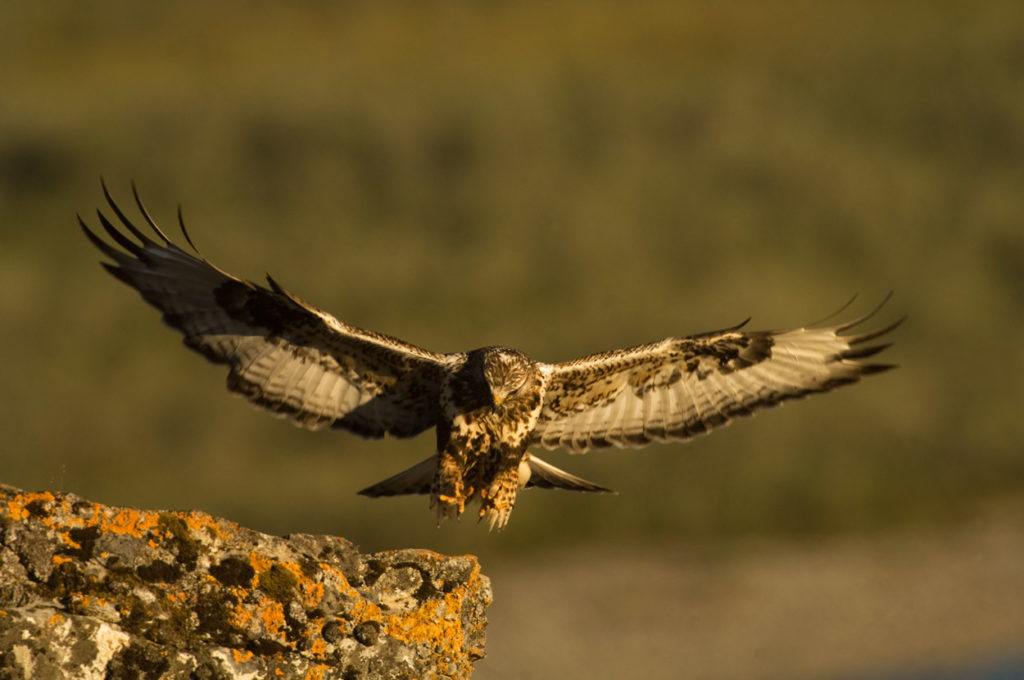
[533,302,901,453]
[81,182,454,439]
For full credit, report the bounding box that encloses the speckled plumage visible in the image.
[82,183,902,530]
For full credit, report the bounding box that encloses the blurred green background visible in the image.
[2,2,1022,678]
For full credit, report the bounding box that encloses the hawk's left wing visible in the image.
[533,302,901,453]
[81,182,454,440]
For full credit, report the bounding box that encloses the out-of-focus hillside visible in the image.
[1,2,1022,676]
[2,0,1021,549]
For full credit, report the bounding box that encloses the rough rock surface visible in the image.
[0,484,490,679]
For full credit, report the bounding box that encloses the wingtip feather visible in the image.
[846,314,907,345]
[859,362,899,375]
[840,342,893,361]
[131,181,175,245]
[79,215,123,261]
[265,273,285,294]
[176,204,201,253]
[808,293,859,326]
[836,292,895,333]
[96,209,144,256]
[101,180,159,247]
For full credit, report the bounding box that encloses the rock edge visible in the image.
[0,484,490,679]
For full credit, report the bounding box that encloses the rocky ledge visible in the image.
[0,484,490,679]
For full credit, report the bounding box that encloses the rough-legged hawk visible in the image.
[81,183,902,529]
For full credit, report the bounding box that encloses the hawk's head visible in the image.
[479,347,535,406]
[447,347,539,413]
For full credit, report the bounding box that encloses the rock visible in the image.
[0,484,491,679]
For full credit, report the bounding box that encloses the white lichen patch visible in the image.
[11,644,34,678]
[371,566,423,612]
[80,622,130,679]
[132,585,157,604]
[211,647,263,680]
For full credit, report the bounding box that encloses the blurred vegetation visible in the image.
[1,0,1022,559]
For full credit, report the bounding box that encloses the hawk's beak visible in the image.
[492,394,503,406]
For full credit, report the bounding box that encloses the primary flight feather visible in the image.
[82,183,902,529]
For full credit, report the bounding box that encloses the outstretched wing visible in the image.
[81,182,453,439]
[533,300,902,453]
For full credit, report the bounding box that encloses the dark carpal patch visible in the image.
[212,279,264,327]
[682,333,774,377]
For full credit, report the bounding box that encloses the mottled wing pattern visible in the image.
[81,183,453,439]
[533,304,901,453]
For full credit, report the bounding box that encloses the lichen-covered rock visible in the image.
[0,484,490,679]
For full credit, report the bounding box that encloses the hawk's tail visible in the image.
[357,452,616,498]
[522,453,615,494]
[358,455,436,497]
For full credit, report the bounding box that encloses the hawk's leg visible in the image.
[432,447,473,522]
[478,464,521,530]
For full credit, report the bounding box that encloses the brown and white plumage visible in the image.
[533,312,899,453]
[82,182,902,529]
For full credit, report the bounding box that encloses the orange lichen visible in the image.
[303,664,331,680]
[0,492,240,556]
[314,561,356,596]
[298,616,327,660]
[102,508,160,537]
[300,578,324,609]
[165,590,188,604]
[309,636,328,657]
[58,531,82,550]
[256,600,286,639]
[227,597,255,629]
[377,560,488,677]
[232,649,254,664]
[48,613,66,626]
[180,512,235,541]
[68,593,112,613]
[249,551,273,573]
[349,598,383,624]
[225,585,289,645]
[6,499,28,521]
[2,493,61,526]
